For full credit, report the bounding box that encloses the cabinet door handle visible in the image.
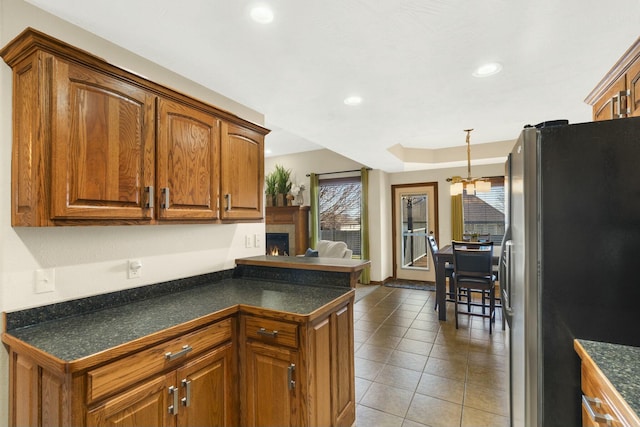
[168,385,179,415]
[145,186,154,209]
[161,187,170,209]
[613,90,631,118]
[165,344,193,361]
[287,363,296,390]
[181,379,191,407]
[582,395,615,425]
[257,327,278,338]
[225,193,232,211]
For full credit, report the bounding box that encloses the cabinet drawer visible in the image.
[581,362,627,427]
[244,316,298,348]
[87,318,232,403]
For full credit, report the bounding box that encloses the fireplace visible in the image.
[265,206,310,256]
[266,232,290,256]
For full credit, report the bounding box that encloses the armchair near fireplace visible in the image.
[314,240,353,259]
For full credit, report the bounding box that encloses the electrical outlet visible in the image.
[35,268,55,293]
[254,233,261,248]
[128,259,142,279]
[245,235,252,248]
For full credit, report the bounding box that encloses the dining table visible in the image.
[434,244,500,321]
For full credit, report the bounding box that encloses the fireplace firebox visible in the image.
[266,232,289,256]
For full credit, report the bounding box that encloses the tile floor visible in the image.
[353,284,510,427]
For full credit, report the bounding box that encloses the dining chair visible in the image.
[451,240,498,333]
[427,235,455,309]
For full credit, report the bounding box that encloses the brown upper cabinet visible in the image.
[0,27,269,226]
[586,37,640,121]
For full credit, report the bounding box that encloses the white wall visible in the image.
[265,148,367,208]
[0,2,268,424]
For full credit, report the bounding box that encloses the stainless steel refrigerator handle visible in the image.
[501,240,514,316]
[582,395,615,425]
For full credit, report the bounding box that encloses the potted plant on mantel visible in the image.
[265,171,277,207]
[274,164,292,207]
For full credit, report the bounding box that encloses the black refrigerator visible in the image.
[500,117,640,427]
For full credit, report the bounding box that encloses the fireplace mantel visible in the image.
[265,206,310,256]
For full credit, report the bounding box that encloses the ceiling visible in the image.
[25,0,640,172]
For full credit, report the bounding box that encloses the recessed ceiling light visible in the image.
[473,62,503,78]
[250,5,274,24]
[343,96,362,106]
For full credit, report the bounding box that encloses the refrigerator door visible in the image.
[509,127,540,427]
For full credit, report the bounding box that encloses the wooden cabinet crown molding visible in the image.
[0,27,269,134]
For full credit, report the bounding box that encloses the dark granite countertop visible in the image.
[5,278,351,363]
[577,339,640,417]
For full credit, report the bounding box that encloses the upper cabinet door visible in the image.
[592,77,628,122]
[627,60,640,118]
[220,122,264,220]
[156,98,220,221]
[50,58,156,221]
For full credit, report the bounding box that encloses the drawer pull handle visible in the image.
[165,345,193,361]
[257,327,279,338]
[582,395,615,425]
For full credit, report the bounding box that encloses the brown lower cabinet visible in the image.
[87,344,234,426]
[240,301,355,427]
[4,299,355,427]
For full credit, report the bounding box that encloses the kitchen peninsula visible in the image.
[2,256,369,427]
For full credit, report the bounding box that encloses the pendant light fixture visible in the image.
[447,129,491,196]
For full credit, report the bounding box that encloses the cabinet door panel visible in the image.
[220,122,264,220]
[177,343,234,427]
[627,60,640,118]
[333,304,356,427]
[86,374,173,427]
[244,341,299,427]
[592,78,627,121]
[309,318,332,427]
[51,59,155,220]
[157,98,220,220]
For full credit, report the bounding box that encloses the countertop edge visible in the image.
[2,283,355,373]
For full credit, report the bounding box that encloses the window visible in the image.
[319,176,361,257]
[463,176,505,244]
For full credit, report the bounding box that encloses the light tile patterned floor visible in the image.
[353,285,510,427]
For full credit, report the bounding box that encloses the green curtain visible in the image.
[309,173,320,249]
[359,167,371,284]
[451,194,463,241]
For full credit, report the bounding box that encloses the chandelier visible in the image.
[446,129,491,196]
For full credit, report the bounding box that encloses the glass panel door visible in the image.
[394,184,437,282]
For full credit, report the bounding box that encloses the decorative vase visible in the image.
[266,195,273,207]
[276,193,285,207]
